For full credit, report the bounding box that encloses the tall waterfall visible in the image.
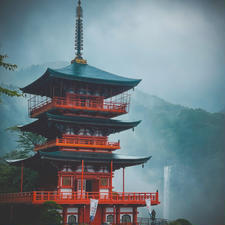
[163,165,171,219]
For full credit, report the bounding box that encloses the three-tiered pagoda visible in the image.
[0,1,160,224]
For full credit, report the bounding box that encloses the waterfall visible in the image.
[163,165,171,219]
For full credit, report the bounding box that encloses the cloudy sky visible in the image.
[0,0,225,112]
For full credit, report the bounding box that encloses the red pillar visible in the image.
[20,162,24,192]
[81,160,84,197]
[110,160,113,193]
[79,206,83,224]
[102,206,106,224]
[62,206,67,225]
[133,207,138,225]
[116,206,120,225]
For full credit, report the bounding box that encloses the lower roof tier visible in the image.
[7,150,151,171]
[19,113,141,138]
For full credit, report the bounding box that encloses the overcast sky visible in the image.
[0,0,225,112]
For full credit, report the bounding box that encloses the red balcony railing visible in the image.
[34,135,120,151]
[0,191,160,205]
[28,93,130,118]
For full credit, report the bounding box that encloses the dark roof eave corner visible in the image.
[134,78,142,87]
[141,155,152,164]
[134,120,142,127]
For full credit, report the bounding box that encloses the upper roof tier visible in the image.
[21,62,141,97]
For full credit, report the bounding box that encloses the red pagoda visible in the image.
[0,1,160,224]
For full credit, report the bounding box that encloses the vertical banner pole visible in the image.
[20,161,24,192]
[123,167,125,193]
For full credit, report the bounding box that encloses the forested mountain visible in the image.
[0,64,224,225]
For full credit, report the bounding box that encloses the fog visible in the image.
[1,0,225,112]
[0,0,225,224]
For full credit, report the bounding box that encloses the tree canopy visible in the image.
[0,54,21,99]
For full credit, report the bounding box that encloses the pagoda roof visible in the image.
[21,62,141,96]
[19,113,141,137]
[6,151,151,170]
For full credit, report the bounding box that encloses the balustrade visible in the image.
[0,191,159,205]
[28,93,130,117]
[34,135,120,151]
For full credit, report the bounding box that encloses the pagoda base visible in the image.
[59,204,139,225]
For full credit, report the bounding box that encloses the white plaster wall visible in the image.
[67,207,78,213]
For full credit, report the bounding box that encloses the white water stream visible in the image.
[163,165,171,219]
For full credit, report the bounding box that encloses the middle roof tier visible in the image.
[19,113,141,139]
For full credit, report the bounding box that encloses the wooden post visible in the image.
[20,162,24,192]
[81,160,84,198]
[63,207,67,225]
[123,167,125,193]
[133,207,138,225]
[110,161,113,194]
[116,206,120,225]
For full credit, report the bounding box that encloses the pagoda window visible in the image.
[77,179,86,191]
[107,215,114,224]
[62,176,72,187]
[65,127,75,135]
[100,178,108,187]
[78,128,92,136]
[122,215,131,223]
[95,129,103,137]
[68,215,76,225]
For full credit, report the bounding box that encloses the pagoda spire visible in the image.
[71,0,87,64]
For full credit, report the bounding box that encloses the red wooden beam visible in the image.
[110,160,113,193]
[81,160,84,196]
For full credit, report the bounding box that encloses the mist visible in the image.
[0,0,225,224]
[1,0,225,112]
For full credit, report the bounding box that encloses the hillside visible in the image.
[0,64,224,225]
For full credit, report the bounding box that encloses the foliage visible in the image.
[0,54,21,100]
[169,218,192,225]
[0,159,39,193]
[0,54,17,71]
[6,126,46,155]
[0,127,46,193]
[39,201,62,225]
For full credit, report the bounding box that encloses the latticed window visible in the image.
[68,215,76,225]
[122,214,131,223]
[62,176,72,186]
[107,215,114,224]
[100,178,108,187]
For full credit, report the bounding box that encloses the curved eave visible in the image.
[21,63,141,95]
[39,151,151,169]
[5,154,38,167]
[6,151,151,170]
[19,113,141,136]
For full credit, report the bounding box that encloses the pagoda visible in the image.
[0,1,160,224]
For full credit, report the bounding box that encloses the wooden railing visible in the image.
[0,191,159,205]
[34,135,120,151]
[28,94,129,117]
[0,192,33,203]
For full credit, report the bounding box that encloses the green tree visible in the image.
[0,128,46,193]
[39,201,62,225]
[0,54,21,99]
[169,218,192,225]
[6,126,46,156]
